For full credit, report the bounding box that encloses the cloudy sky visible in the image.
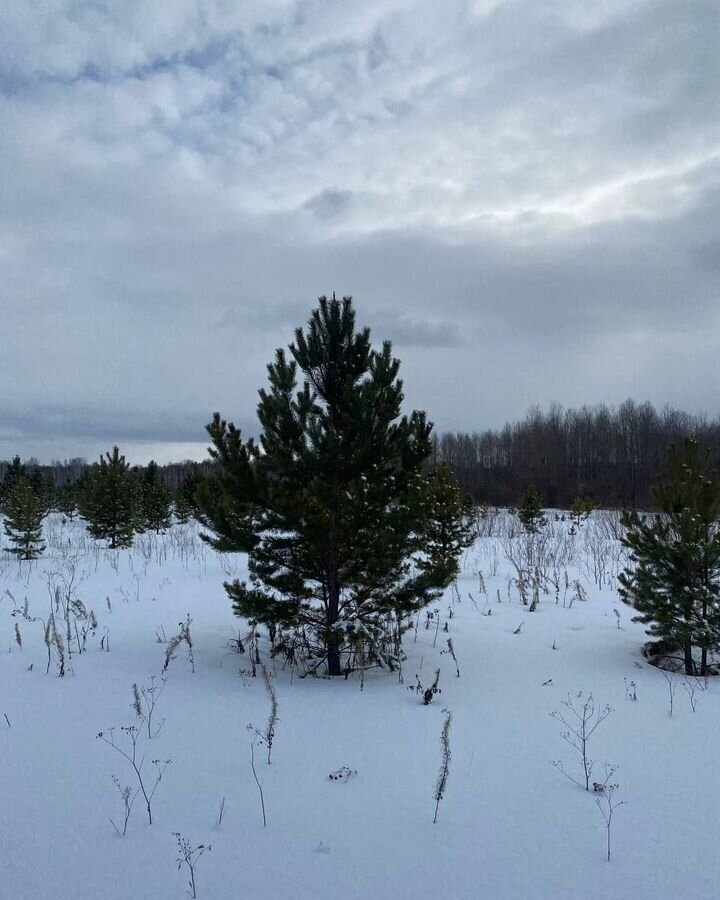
[2,0,718,464]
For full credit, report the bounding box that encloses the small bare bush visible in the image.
[551,692,613,791]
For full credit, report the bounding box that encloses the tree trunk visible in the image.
[326,629,342,677]
[325,551,342,676]
[684,641,694,676]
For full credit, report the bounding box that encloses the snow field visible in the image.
[1,514,718,900]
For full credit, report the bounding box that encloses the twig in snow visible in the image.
[433,709,453,824]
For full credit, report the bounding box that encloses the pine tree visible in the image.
[141,460,172,533]
[3,478,46,560]
[1,455,27,506]
[518,485,546,533]
[79,447,139,549]
[173,490,192,524]
[570,495,593,529]
[44,473,56,510]
[176,465,204,520]
[56,481,80,520]
[619,439,720,675]
[199,295,468,676]
[419,464,476,586]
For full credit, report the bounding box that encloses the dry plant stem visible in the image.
[433,709,453,824]
[250,739,267,827]
[663,672,676,717]
[596,785,625,862]
[97,726,171,825]
[550,693,612,790]
[109,778,138,836]
[445,639,460,677]
[133,676,167,739]
[261,664,278,764]
[174,832,211,900]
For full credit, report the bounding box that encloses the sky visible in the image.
[1,0,719,465]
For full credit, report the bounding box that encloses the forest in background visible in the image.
[2,399,719,510]
[431,400,720,508]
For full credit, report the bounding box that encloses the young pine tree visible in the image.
[570,495,593,530]
[518,485,546,534]
[619,439,720,675]
[141,460,172,533]
[173,490,192,525]
[0,455,27,507]
[199,295,468,676]
[56,481,80,520]
[419,464,476,586]
[175,465,205,521]
[79,447,139,549]
[3,478,46,560]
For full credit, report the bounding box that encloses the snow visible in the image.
[1,513,718,900]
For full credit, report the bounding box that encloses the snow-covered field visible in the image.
[1,512,718,900]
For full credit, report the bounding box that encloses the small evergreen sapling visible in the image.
[79,447,140,549]
[518,485,547,534]
[570,496,593,531]
[619,439,720,675]
[141,461,172,533]
[3,478,46,560]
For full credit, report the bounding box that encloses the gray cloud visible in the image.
[1,0,718,462]
[303,188,354,219]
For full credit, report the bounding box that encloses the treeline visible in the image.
[431,400,720,509]
[2,400,719,514]
[0,456,214,495]
[0,449,212,558]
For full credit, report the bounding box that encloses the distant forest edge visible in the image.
[429,400,720,509]
[2,400,719,511]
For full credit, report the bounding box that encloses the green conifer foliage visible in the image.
[56,482,80,520]
[141,461,172,533]
[199,295,469,676]
[173,491,192,524]
[175,465,205,522]
[419,464,476,585]
[3,478,46,560]
[570,495,593,529]
[518,485,547,533]
[1,456,27,506]
[79,447,139,549]
[619,439,720,675]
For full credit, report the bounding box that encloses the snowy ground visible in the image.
[1,512,718,900]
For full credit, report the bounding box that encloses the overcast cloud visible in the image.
[1,0,718,463]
